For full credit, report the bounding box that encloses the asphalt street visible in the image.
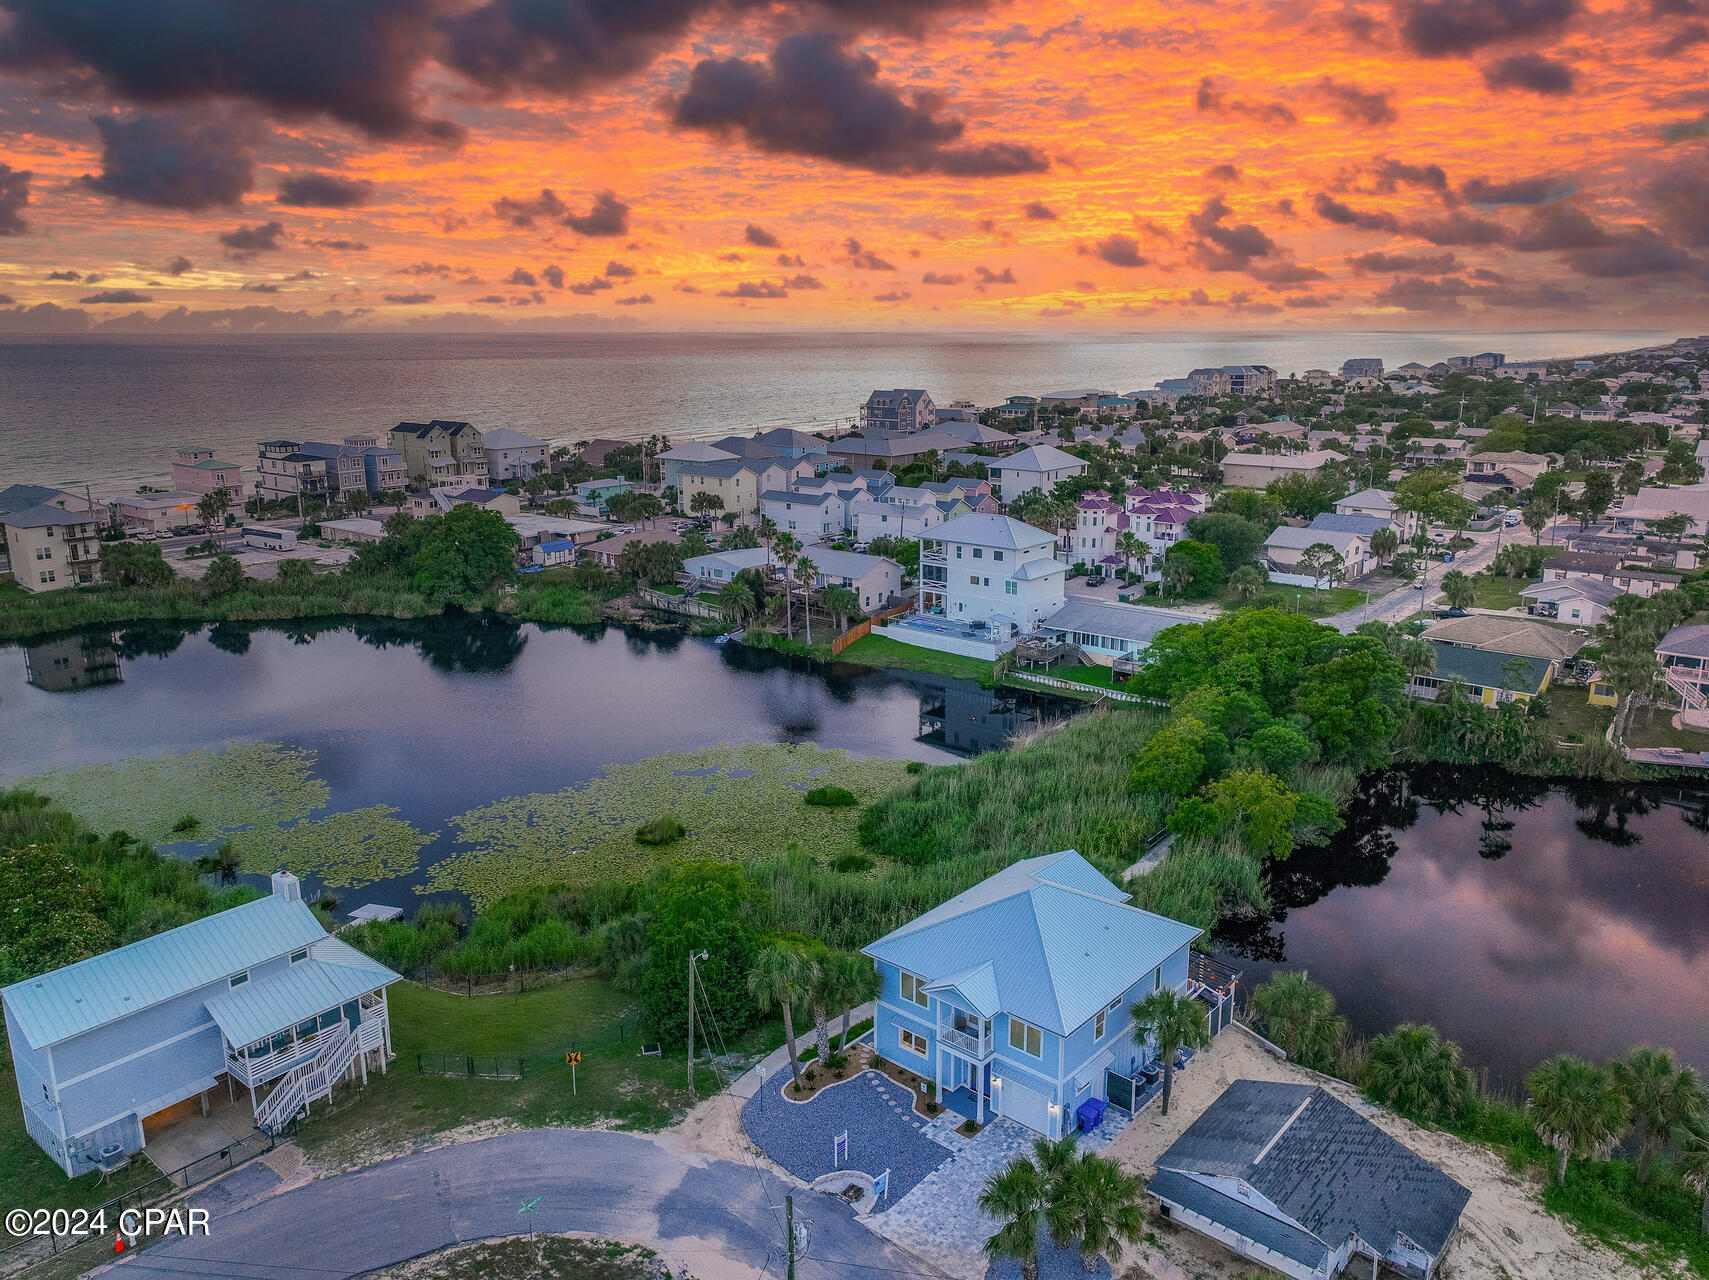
[102,1129,944,1280]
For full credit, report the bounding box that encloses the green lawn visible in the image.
[290,974,780,1169]
[1625,713,1709,751]
[1035,663,1124,690]
[1469,573,1535,611]
[1243,585,1367,618]
[1532,688,1614,744]
[650,582,685,596]
[835,632,996,683]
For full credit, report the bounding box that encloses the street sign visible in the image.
[566,1051,581,1095]
[565,1052,582,1065]
[833,1130,848,1168]
[874,1169,890,1203]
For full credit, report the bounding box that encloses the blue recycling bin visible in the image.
[1076,1097,1106,1132]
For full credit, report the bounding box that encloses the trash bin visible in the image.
[1076,1097,1106,1132]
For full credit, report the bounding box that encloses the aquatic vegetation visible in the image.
[230,804,438,888]
[422,742,912,906]
[15,742,329,843]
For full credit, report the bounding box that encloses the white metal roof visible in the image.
[927,513,1056,550]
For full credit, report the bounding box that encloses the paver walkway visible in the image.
[742,1065,951,1203]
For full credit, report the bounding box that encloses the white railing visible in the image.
[254,1023,360,1134]
[228,1019,349,1087]
[1665,668,1708,712]
[1006,670,1156,704]
[939,1020,993,1057]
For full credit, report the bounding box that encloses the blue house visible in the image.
[863,850,1202,1136]
[2,873,399,1177]
[573,477,631,514]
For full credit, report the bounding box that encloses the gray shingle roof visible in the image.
[1,503,100,530]
[1426,641,1552,693]
[1156,1080,1470,1260]
[1042,599,1181,645]
[1146,1170,1329,1271]
[1659,623,1709,658]
[1308,512,1391,537]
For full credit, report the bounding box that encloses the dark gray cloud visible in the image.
[1461,172,1576,205]
[1370,157,1450,193]
[921,270,964,284]
[491,188,629,235]
[717,280,790,298]
[1646,163,1709,246]
[604,260,636,277]
[1084,233,1147,267]
[79,288,152,303]
[45,269,80,281]
[218,220,287,257]
[1510,203,1611,250]
[542,264,565,288]
[1511,203,1699,274]
[1482,52,1576,94]
[614,293,654,305]
[872,290,910,301]
[843,237,896,270]
[974,265,1015,283]
[1194,76,1296,125]
[567,276,613,294]
[744,223,780,247]
[276,171,375,207]
[506,266,538,286]
[1186,195,1279,270]
[307,238,369,251]
[163,256,194,276]
[0,0,462,143]
[1407,209,1511,244]
[0,164,31,235]
[1204,164,1240,182]
[397,261,454,276]
[1348,249,1459,273]
[0,295,13,304]
[1396,0,1578,57]
[83,112,254,210]
[1023,201,1058,219]
[672,33,1048,176]
[383,292,436,303]
[784,273,824,289]
[239,281,282,293]
[1314,76,1396,125]
[1313,191,1400,231]
[776,253,806,267]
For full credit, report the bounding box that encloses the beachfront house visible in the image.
[1148,1079,1470,1280]
[863,851,1205,1136]
[479,428,550,481]
[2,873,399,1178]
[1,504,105,592]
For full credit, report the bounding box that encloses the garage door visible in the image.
[997,1077,1053,1136]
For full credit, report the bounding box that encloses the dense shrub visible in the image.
[635,815,686,846]
[804,786,857,808]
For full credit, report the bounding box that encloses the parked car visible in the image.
[1085,575,1107,587]
[1503,512,1523,526]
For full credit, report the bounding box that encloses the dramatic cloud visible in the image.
[673,33,1049,176]
[1461,172,1577,205]
[1313,76,1397,125]
[1023,201,1058,220]
[542,264,565,288]
[0,164,29,235]
[614,294,655,305]
[1348,249,1460,273]
[45,269,81,281]
[491,189,629,235]
[1510,203,1698,274]
[843,238,896,270]
[974,265,1016,283]
[604,260,637,278]
[506,267,538,286]
[1085,233,1147,266]
[1408,209,1511,244]
[218,220,287,257]
[163,256,194,276]
[382,292,436,304]
[1370,157,1450,193]
[1646,164,1709,246]
[83,113,255,210]
[276,171,376,207]
[717,280,790,298]
[921,270,965,284]
[79,288,152,304]
[744,224,780,247]
[1396,0,1579,57]
[1186,196,1280,270]
[783,274,824,289]
[1194,76,1296,125]
[567,276,614,294]
[1313,192,1400,231]
[1482,52,1577,94]
[1205,164,1241,182]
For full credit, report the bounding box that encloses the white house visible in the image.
[1220,451,1340,490]
[802,546,902,613]
[917,513,1065,631]
[987,444,1087,498]
[1036,599,1184,665]
[479,427,550,481]
[1520,578,1620,625]
[1336,487,1419,540]
[2,873,398,1177]
[682,547,772,587]
[1261,525,1373,581]
[851,496,944,542]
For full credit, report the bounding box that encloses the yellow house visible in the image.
[1407,640,1553,707]
[2,505,105,593]
[1588,679,1618,707]
[676,458,808,516]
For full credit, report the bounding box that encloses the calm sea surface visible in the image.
[0,328,1674,493]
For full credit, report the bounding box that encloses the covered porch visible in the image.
[925,966,998,1125]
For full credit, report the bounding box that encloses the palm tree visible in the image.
[1115,531,1150,581]
[757,515,779,570]
[1363,1023,1473,1123]
[1045,1151,1148,1275]
[1439,568,1475,610]
[1227,563,1263,601]
[717,578,753,626]
[820,951,882,1051]
[1677,1123,1709,1236]
[1370,524,1399,565]
[980,1156,1047,1280]
[774,533,802,637]
[1161,555,1195,599]
[795,556,818,643]
[1249,971,1346,1072]
[1398,636,1436,679]
[1130,987,1210,1116]
[1527,1053,1631,1185]
[747,945,819,1092]
[820,584,861,633]
[1611,1046,1706,1182]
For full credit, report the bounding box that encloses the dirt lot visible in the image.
[1102,1026,1652,1280]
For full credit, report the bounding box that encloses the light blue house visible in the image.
[2,873,399,1178]
[863,850,1203,1136]
[573,477,631,514]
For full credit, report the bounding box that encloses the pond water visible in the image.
[0,616,1073,907]
[1215,767,1709,1090]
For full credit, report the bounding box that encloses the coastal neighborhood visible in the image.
[4,335,1709,1280]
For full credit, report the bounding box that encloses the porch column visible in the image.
[935,1045,944,1105]
[380,989,392,1069]
[975,1065,984,1124]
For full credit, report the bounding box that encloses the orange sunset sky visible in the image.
[0,0,1705,334]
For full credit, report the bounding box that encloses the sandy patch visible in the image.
[1103,1025,1652,1280]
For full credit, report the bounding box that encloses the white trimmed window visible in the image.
[900,971,930,1009]
[229,970,250,988]
[899,1028,928,1057]
[1094,1009,1106,1040]
[1009,1017,1043,1057]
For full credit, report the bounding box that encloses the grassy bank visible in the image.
[290,973,777,1169]
[366,1236,672,1280]
[834,632,996,682]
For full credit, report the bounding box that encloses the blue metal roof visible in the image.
[2,896,328,1049]
[862,851,1201,1035]
[204,938,399,1047]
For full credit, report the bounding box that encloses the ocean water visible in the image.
[0,328,1675,494]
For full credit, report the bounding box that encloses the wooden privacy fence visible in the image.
[830,601,914,655]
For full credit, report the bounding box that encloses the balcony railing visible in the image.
[227,1017,360,1087]
[939,1016,993,1058]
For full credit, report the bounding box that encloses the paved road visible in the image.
[105,1129,942,1280]
[1325,518,1565,633]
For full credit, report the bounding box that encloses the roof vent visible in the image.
[271,870,302,902]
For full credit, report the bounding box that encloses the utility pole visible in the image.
[786,1194,797,1280]
[687,949,708,1095]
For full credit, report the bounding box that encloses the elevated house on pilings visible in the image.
[2,872,399,1177]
